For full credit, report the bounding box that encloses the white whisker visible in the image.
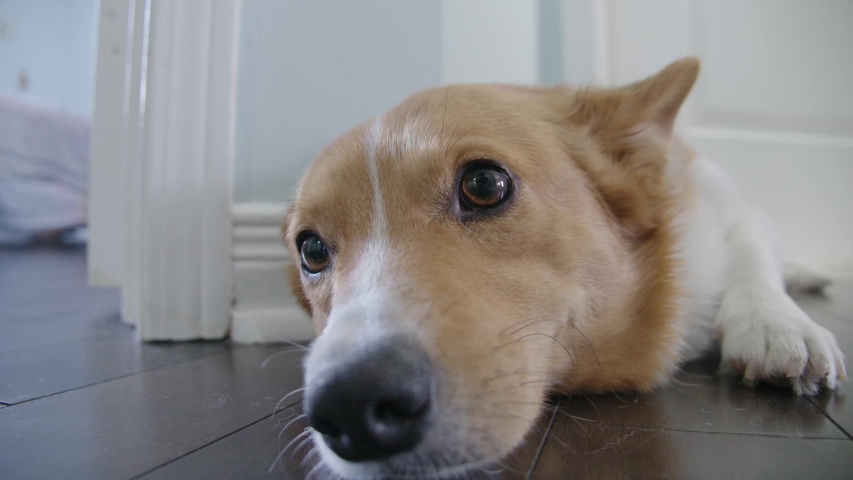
[269,427,313,473]
[271,387,305,420]
[277,413,308,441]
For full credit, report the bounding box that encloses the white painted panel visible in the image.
[686,0,853,274]
[691,135,853,274]
[694,0,853,135]
[442,0,539,85]
[608,0,687,85]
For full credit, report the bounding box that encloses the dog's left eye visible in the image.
[460,165,511,210]
[298,233,330,274]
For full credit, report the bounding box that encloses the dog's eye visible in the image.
[299,233,330,274]
[460,165,510,210]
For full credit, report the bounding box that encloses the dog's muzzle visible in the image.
[306,336,434,462]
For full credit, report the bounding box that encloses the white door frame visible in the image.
[89,0,242,340]
[88,0,146,290]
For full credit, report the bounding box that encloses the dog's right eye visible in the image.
[298,233,330,274]
[459,164,511,211]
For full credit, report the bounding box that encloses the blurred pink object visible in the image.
[0,93,90,245]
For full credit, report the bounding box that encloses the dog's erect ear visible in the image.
[620,56,699,135]
[569,57,700,138]
[560,58,700,238]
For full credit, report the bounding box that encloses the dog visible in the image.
[281,57,846,479]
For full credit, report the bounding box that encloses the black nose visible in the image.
[306,338,433,462]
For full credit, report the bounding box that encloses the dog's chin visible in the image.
[310,430,509,480]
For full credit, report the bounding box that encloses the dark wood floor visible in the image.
[1,247,851,479]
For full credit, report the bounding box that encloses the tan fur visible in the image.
[285,58,701,460]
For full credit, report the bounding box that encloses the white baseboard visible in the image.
[231,203,314,344]
[231,307,314,344]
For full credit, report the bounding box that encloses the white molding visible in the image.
[687,126,853,149]
[122,0,242,340]
[120,0,149,328]
[232,202,290,261]
[88,0,145,290]
[231,203,314,344]
[232,308,315,344]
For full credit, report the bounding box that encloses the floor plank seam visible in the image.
[129,399,306,480]
[525,399,561,480]
[564,422,852,440]
[805,396,853,442]
[1,346,242,408]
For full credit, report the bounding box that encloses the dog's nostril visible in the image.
[372,396,429,425]
[311,415,342,438]
[373,400,407,424]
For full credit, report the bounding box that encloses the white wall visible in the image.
[0,0,99,115]
[442,0,539,85]
[234,0,443,202]
[234,0,552,203]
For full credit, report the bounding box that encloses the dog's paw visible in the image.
[714,289,847,395]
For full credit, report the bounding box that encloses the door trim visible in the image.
[88,0,146,290]
[114,0,242,340]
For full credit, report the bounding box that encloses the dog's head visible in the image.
[283,58,699,478]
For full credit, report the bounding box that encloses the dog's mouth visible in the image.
[309,428,506,480]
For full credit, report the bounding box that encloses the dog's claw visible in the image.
[785,361,803,379]
[744,361,760,382]
[730,358,745,373]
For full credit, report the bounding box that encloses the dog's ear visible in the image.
[569,57,699,138]
[282,206,312,315]
[619,56,699,135]
[561,57,700,238]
